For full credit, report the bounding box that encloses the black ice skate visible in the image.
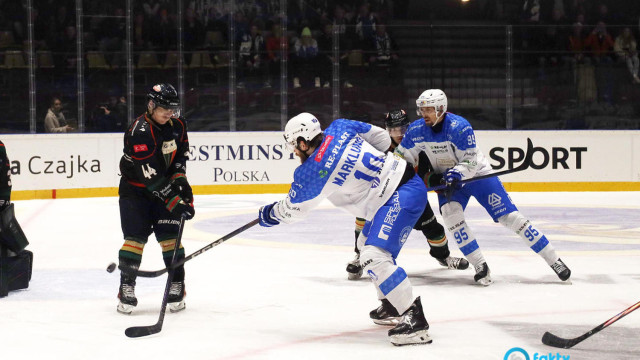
[370,298,401,326]
[117,283,138,314]
[437,256,470,270]
[551,258,571,282]
[388,297,432,346]
[473,262,492,286]
[168,281,186,313]
[346,253,363,280]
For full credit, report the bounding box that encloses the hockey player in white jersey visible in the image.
[346,109,469,281]
[259,112,432,346]
[394,89,571,286]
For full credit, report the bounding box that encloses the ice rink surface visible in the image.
[2,191,640,360]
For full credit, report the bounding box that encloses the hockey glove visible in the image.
[259,202,280,227]
[443,168,462,201]
[166,195,195,220]
[171,173,193,204]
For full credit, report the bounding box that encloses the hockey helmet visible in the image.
[283,112,322,152]
[416,89,447,118]
[147,83,180,116]
[384,109,410,138]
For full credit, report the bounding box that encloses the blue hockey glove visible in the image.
[444,168,462,189]
[259,202,280,227]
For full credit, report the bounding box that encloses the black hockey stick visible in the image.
[125,215,186,338]
[119,218,260,278]
[425,138,534,192]
[542,300,640,349]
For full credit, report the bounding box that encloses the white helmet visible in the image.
[283,112,322,152]
[416,89,447,117]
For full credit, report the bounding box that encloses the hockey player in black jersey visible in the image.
[0,141,10,211]
[116,83,195,314]
[347,110,469,281]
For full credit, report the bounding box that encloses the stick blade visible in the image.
[541,331,576,349]
[125,324,162,338]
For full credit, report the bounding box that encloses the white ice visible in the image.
[1,192,639,360]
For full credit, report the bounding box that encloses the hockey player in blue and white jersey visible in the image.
[394,89,571,286]
[259,112,433,346]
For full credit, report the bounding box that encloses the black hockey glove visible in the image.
[170,173,193,204]
[166,195,195,220]
[152,180,195,220]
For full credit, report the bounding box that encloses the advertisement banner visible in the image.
[2,130,639,198]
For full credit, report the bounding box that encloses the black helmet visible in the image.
[147,83,180,112]
[384,109,409,128]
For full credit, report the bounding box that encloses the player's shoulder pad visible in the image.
[445,113,474,147]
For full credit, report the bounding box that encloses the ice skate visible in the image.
[551,258,571,282]
[346,253,363,280]
[370,298,401,326]
[388,297,432,346]
[473,262,492,286]
[167,281,186,313]
[437,256,469,270]
[117,283,137,314]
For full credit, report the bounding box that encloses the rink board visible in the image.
[2,130,639,199]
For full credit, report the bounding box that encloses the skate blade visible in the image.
[168,301,186,313]
[475,277,493,286]
[390,330,432,346]
[372,317,401,326]
[117,303,135,315]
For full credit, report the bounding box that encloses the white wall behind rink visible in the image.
[2,130,639,197]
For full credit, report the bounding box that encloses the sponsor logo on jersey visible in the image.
[319,169,328,178]
[378,224,392,240]
[488,193,503,208]
[162,140,177,155]
[383,193,401,226]
[370,177,380,188]
[133,144,148,153]
[399,226,412,245]
[315,135,333,162]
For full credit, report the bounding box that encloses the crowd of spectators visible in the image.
[520,0,640,109]
[0,0,404,90]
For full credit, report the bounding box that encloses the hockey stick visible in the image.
[425,138,534,192]
[125,215,186,338]
[118,218,260,278]
[542,300,640,349]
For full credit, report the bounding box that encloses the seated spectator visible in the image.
[292,27,322,88]
[44,97,73,133]
[265,23,290,88]
[94,95,127,132]
[585,21,615,105]
[367,23,400,87]
[585,21,615,64]
[238,24,267,88]
[367,23,399,67]
[614,27,640,84]
[353,3,377,49]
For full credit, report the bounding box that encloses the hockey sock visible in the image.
[159,238,186,282]
[441,202,486,267]
[422,223,449,260]
[498,212,559,265]
[361,245,414,314]
[354,217,366,254]
[119,239,145,283]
